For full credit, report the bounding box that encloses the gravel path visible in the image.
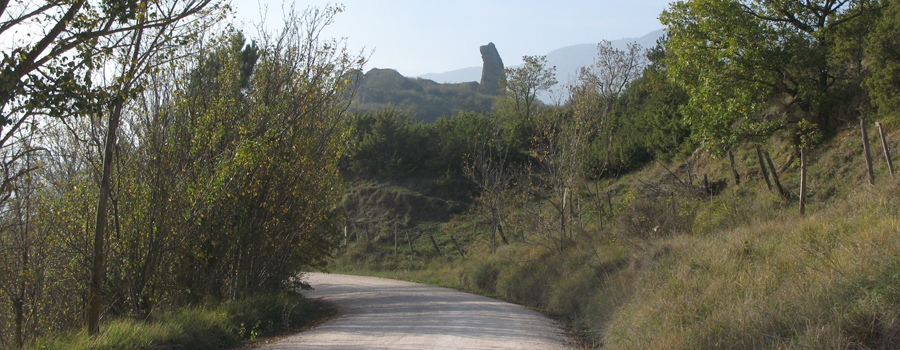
[257,273,573,350]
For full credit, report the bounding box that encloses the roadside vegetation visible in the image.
[4,0,900,349]
[25,293,334,350]
[333,1,900,349]
[0,1,358,348]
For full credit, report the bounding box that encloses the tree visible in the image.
[499,55,557,119]
[463,124,522,250]
[83,0,226,335]
[0,0,228,208]
[0,0,228,337]
[496,55,557,149]
[866,0,900,119]
[569,41,648,175]
[661,0,881,152]
[156,5,363,301]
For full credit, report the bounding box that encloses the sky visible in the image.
[231,1,673,77]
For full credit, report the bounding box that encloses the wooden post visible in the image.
[756,146,773,191]
[800,147,807,215]
[763,150,785,199]
[405,230,416,254]
[876,122,894,178]
[728,150,741,185]
[450,235,465,258]
[862,119,876,186]
[429,234,442,257]
[703,174,711,196]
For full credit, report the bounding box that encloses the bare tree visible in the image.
[463,135,525,251]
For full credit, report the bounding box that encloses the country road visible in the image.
[257,273,573,350]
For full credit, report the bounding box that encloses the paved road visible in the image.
[258,273,572,350]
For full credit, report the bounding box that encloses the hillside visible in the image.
[350,68,496,123]
[334,124,900,349]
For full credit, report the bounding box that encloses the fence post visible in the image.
[764,150,785,199]
[728,149,741,185]
[429,234,443,257]
[876,122,894,178]
[800,147,807,215]
[704,173,711,196]
[756,146,773,191]
[862,119,876,186]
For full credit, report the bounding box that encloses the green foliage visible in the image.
[498,56,558,120]
[343,110,430,177]
[661,0,880,151]
[866,0,900,121]
[25,294,333,350]
[571,39,689,176]
[0,5,361,345]
[343,110,500,180]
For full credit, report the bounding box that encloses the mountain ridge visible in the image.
[419,29,666,86]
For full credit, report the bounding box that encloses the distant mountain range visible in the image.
[419,29,666,88]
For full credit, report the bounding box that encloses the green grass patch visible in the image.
[26,293,335,350]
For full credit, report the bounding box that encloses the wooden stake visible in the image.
[877,122,894,178]
[728,150,741,185]
[800,147,807,215]
[429,234,442,257]
[862,119,876,186]
[451,235,465,258]
[756,146,773,191]
[764,150,785,199]
[703,173,711,196]
[405,230,415,254]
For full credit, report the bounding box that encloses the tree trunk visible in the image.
[497,222,509,245]
[13,296,23,347]
[87,102,123,336]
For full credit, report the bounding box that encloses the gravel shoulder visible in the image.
[257,273,573,350]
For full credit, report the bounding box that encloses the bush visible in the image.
[26,294,333,350]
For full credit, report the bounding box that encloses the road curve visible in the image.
[258,273,572,350]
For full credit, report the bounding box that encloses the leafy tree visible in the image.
[0,0,228,337]
[866,0,900,120]
[85,0,226,334]
[497,55,557,149]
[343,110,429,178]
[569,41,648,175]
[0,0,228,209]
[427,112,496,180]
[661,0,881,151]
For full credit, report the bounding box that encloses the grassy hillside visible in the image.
[332,125,900,349]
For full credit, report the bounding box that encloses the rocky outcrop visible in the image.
[478,43,505,94]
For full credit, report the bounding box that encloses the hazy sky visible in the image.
[231,1,672,77]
